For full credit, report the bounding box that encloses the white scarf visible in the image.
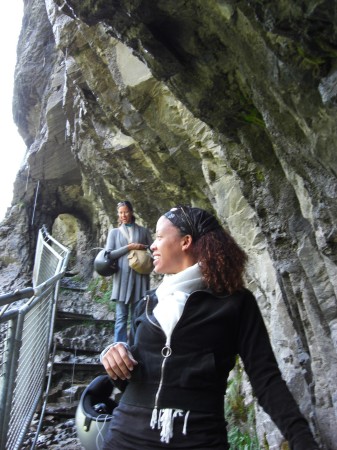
[150,263,204,443]
[154,263,204,344]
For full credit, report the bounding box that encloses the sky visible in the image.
[0,3,25,221]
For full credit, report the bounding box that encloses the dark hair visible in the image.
[117,200,133,211]
[193,227,247,294]
[117,200,135,224]
[163,205,247,294]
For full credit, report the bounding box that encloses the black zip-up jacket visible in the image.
[119,288,318,450]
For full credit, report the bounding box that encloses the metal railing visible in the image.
[0,226,70,450]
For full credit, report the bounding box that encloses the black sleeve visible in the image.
[111,302,147,393]
[238,290,319,450]
[128,294,149,346]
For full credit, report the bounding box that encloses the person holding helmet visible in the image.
[100,205,319,449]
[103,200,153,343]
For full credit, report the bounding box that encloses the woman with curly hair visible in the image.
[100,206,318,450]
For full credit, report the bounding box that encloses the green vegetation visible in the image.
[296,46,326,68]
[241,108,265,128]
[227,425,259,450]
[86,277,115,312]
[255,169,265,183]
[69,274,84,282]
[225,359,260,449]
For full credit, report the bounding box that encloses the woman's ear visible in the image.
[181,234,193,251]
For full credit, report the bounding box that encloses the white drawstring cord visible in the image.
[150,408,190,443]
[150,407,159,429]
[95,414,111,450]
[182,410,190,435]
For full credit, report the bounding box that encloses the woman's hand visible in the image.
[128,243,148,250]
[102,343,138,380]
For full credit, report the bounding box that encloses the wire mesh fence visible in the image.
[0,226,70,450]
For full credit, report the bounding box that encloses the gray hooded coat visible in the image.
[105,223,153,304]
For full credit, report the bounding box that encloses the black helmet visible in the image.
[94,250,118,276]
[75,375,118,450]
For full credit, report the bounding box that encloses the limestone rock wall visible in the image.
[0,0,336,448]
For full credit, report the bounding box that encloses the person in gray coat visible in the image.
[104,201,153,342]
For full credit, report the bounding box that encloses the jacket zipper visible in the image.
[145,294,173,410]
[153,345,171,409]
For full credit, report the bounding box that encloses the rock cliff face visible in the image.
[1,0,336,448]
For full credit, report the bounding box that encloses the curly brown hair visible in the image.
[192,227,248,294]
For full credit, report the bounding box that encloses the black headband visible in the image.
[117,200,133,211]
[164,206,221,241]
